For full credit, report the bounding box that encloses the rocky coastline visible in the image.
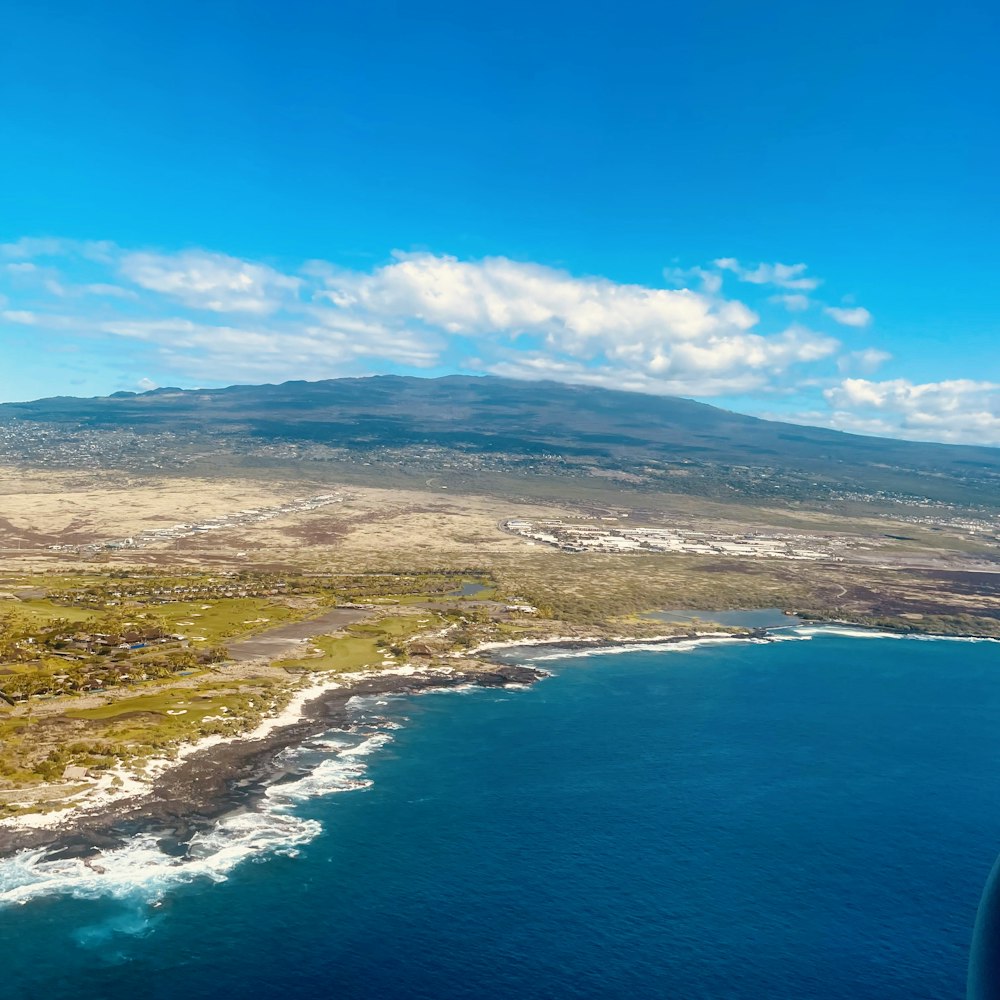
[0,660,542,862]
[0,625,817,865]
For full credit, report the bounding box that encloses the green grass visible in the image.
[277,613,443,672]
[291,634,384,671]
[66,678,278,721]
[154,598,304,643]
[350,614,438,638]
[7,600,96,624]
[61,678,289,749]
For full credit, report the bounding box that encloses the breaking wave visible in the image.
[0,724,397,908]
[3,623,988,908]
[0,673,534,909]
[520,624,998,664]
[524,634,755,663]
[792,626,1000,644]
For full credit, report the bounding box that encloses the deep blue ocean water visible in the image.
[3,630,1000,999]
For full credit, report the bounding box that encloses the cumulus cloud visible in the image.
[324,251,756,342]
[119,250,302,314]
[825,305,872,328]
[1,237,911,423]
[309,252,836,393]
[823,378,1000,445]
[713,258,820,291]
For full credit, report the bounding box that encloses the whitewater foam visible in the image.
[0,805,323,908]
[526,634,747,663]
[0,725,395,907]
[792,625,1000,644]
[5,621,983,908]
[519,623,997,663]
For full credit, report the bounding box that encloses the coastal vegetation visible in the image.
[0,570,539,810]
[0,422,998,825]
[2,547,996,817]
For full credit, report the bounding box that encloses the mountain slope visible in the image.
[2,375,998,503]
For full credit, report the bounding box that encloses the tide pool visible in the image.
[2,630,999,999]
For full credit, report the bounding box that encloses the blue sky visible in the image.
[1,0,998,444]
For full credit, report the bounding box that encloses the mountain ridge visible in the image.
[2,375,998,503]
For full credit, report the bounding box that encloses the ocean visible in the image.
[2,628,1000,999]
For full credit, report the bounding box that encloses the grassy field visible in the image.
[1,598,97,626]
[277,613,447,672]
[1,677,287,785]
[154,597,307,644]
[0,468,997,818]
[65,678,285,740]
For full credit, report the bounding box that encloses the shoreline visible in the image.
[1,617,995,876]
[0,657,543,863]
[0,673,353,836]
[0,631,747,820]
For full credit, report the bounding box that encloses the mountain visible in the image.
[2,375,998,505]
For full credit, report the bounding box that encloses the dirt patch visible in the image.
[225,606,372,660]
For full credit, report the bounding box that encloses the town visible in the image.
[502,517,852,560]
[0,614,227,703]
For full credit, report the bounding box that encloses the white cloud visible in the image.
[2,310,38,325]
[119,250,303,314]
[0,238,115,262]
[137,377,158,391]
[479,352,773,397]
[663,264,723,294]
[837,348,892,375]
[0,239,888,409]
[824,305,872,328]
[101,313,441,380]
[0,261,138,300]
[714,258,820,291]
[823,378,1000,445]
[771,293,811,312]
[324,252,756,343]
[0,237,73,259]
[83,283,139,299]
[8,237,994,448]
[313,252,836,389]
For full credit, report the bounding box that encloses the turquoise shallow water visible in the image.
[2,630,1000,999]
